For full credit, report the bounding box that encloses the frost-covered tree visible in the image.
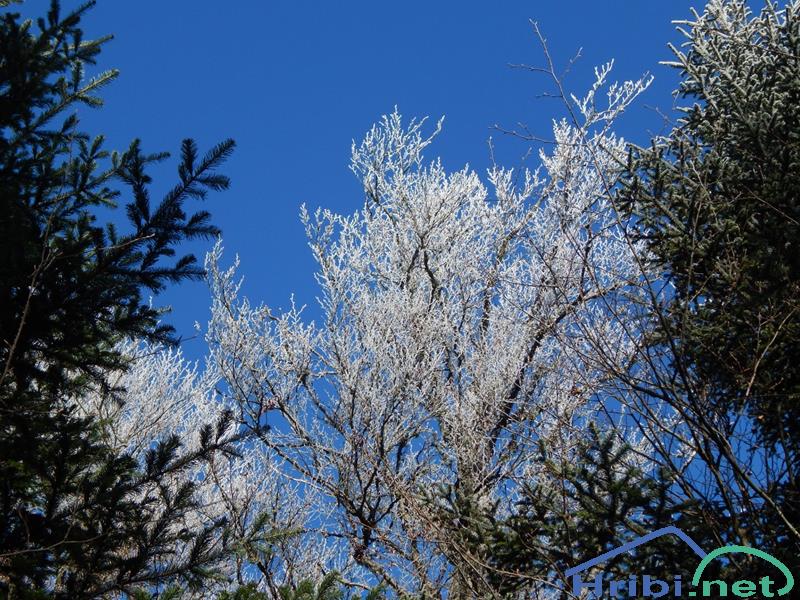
[192,62,652,597]
[29,1,799,597]
[81,341,333,598]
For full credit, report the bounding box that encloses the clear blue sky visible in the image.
[25,1,699,358]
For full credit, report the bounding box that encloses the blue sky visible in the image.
[25,1,698,358]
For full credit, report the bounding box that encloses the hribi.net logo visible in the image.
[566,527,795,598]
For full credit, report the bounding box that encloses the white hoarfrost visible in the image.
[87,66,654,596]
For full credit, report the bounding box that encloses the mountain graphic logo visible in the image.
[566,526,794,598]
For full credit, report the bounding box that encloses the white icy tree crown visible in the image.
[89,62,656,597]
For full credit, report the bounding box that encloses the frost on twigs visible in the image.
[198,66,651,596]
[570,59,653,127]
[89,64,655,595]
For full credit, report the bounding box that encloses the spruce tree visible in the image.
[430,427,700,598]
[620,0,800,578]
[0,1,240,596]
[621,0,800,454]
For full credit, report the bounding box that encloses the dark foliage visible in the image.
[429,427,705,599]
[619,0,800,583]
[620,0,800,458]
[0,1,238,596]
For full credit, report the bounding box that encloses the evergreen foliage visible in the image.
[621,0,800,455]
[619,0,800,582]
[430,427,703,598]
[3,0,799,597]
[214,573,386,600]
[0,1,238,596]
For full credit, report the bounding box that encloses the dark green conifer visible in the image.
[619,0,800,580]
[0,1,239,596]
